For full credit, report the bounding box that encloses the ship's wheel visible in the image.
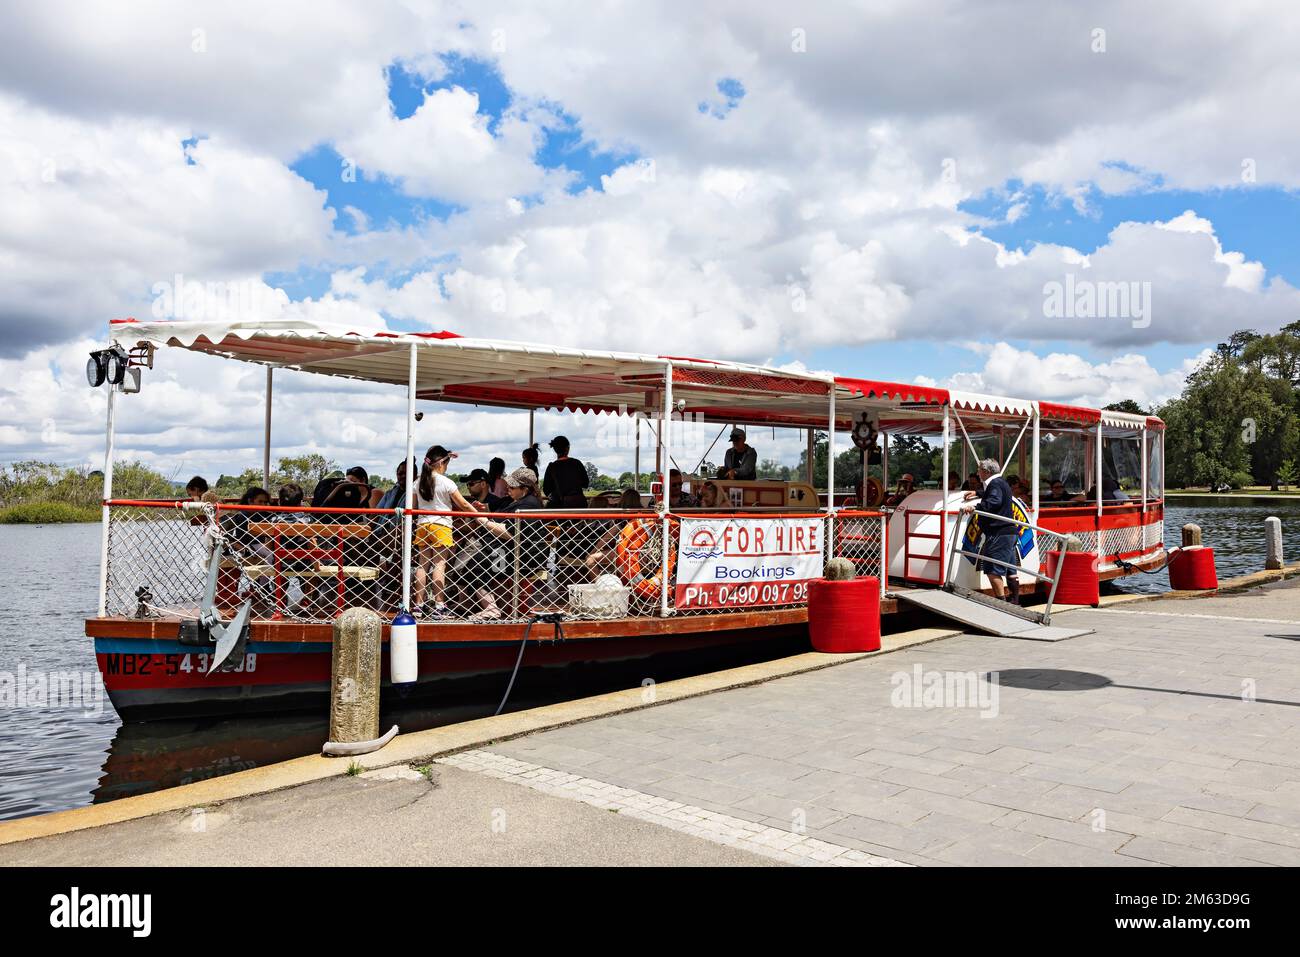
[861,476,885,508]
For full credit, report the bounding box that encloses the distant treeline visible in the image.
[1158,323,1300,490]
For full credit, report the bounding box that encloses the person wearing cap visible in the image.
[542,435,590,509]
[413,444,482,618]
[883,473,916,507]
[719,428,756,481]
[465,467,507,512]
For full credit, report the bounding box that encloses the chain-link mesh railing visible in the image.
[104,503,889,624]
[830,510,886,582]
[105,503,212,617]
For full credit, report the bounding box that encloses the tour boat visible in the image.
[86,318,1166,719]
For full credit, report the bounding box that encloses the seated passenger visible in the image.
[185,475,209,501]
[718,428,757,481]
[479,468,549,585]
[465,467,507,512]
[963,472,983,492]
[698,480,732,510]
[668,469,696,508]
[585,488,646,575]
[1044,480,1071,503]
[272,484,318,608]
[1071,476,1125,503]
[883,473,915,507]
[319,466,371,511]
[374,461,408,511]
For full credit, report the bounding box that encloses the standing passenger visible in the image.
[542,435,590,509]
[413,445,480,619]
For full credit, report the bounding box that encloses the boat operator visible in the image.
[718,428,757,480]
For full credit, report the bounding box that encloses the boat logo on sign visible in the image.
[684,527,722,559]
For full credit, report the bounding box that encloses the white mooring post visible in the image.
[1265,516,1283,570]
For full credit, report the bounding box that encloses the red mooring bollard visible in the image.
[808,576,881,653]
[1043,550,1100,606]
[1168,546,1218,590]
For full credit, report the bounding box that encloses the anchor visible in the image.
[177,531,252,675]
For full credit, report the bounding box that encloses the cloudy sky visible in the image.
[2,1,1298,481]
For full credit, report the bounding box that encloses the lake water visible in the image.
[2,499,1296,821]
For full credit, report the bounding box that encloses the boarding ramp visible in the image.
[892,507,1092,642]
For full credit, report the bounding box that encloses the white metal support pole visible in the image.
[1140,424,1149,548]
[881,431,889,491]
[826,382,837,568]
[97,385,117,617]
[1096,421,1104,562]
[401,343,417,613]
[941,406,950,502]
[826,383,837,509]
[634,413,641,491]
[528,409,535,450]
[1141,425,1148,509]
[940,405,952,586]
[660,362,673,617]
[1031,410,1040,518]
[262,366,273,491]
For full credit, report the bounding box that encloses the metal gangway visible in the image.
[892,507,1094,642]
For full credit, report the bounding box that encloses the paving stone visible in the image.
[474,587,1300,866]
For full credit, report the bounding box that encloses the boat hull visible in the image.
[89,610,816,720]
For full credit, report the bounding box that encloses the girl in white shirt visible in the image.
[414,444,479,618]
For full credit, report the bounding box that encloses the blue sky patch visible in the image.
[291,144,463,234]
[962,181,1300,286]
[699,77,746,119]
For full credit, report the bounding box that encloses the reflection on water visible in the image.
[3,500,1300,820]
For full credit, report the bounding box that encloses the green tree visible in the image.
[1103,399,1149,416]
[277,454,337,494]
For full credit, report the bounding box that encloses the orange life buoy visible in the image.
[615,518,676,600]
[861,476,885,508]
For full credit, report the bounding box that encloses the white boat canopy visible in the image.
[109,316,1163,433]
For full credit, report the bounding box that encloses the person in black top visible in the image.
[480,467,548,577]
[961,459,1020,604]
[719,428,757,480]
[465,468,507,512]
[543,435,589,508]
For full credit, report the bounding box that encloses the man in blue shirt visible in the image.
[962,458,1021,604]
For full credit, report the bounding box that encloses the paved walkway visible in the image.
[5,582,1300,865]
[469,583,1300,866]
